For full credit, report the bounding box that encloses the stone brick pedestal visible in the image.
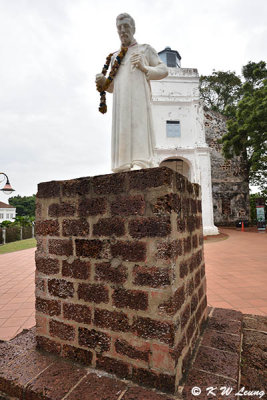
[35,167,207,394]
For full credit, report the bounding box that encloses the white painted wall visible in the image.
[0,206,16,223]
[151,67,218,236]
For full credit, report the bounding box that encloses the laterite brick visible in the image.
[49,320,75,341]
[78,197,107,217]
[179,261,188,279]
[37,181,61,198]
[48,279,74,299]
[186,216,196,233]
[156,240,182,260]
[192,234,198,248]
[129,217,171,239]
[132,317,174,346]
[78,283,109,304]
[159,285,185,316]
[177,219,186,233]
[129,167,173,190]
[133,265,171,288]
[186,317,196,342]
[111,241,146,262]
[75,239,103,259]
[63,303,91,324]
[191,294,198,314]
[112,288,148,311]
[181,304,190,329]
[152,193,181,215]
[132,367,176,394]
[172,335,187,365]
[198,283,204,301]
[190,199,197,214]
[186,278,194,297]
[36,256,60,275]
[62,178,91,197]
[111,195,145,216]
[48,202,75,217]
[78,328,111,352]
[96,356,130,379]
[176,174,186,191]
[183,236,191,254]
[182,198,190,216]
[62,219,89,237]
[92,173,125,195]
[115,339,150,362]
[36,336,61,355]
[35,278,45,293]
[194,269,201,289]
[36,220,60,236]
[48,239,73,256]
[62,344,93,366]
[95,262,127,284]
[36,297,61,317]
[93,217,125,237]
[62,259,90,280]
[94,308,130,332]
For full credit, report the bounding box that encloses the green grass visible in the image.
[0,238,37,254]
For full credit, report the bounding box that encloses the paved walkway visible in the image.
[0,248,35,340]
[205,228,267,315]
[0,228,266,341]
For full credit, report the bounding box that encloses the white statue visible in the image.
[96,13,168,172]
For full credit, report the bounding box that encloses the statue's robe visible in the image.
[108,43,168,172]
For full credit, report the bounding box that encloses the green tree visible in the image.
[222,61,267,192]
[199,70,242,115]
[8,195,36,217]
[0,220,13,228]
[13,215,34,227]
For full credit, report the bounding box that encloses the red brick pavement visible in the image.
[0,248,35,340]
[0,228,266,341]
[205,228,267,316]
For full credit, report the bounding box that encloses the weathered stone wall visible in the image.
[35,167,207,394]
[204,110,250,225]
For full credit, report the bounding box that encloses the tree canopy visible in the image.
[200,61,267,194]
[8,194,36,217]
[199,70,242,114]
[222,61,267,193]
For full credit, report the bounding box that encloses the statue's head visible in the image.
[116,13,135,47]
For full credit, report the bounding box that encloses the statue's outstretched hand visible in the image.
[95,73,106,89]
[130,53,148,73]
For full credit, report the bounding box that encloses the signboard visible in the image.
[255,198,266,231]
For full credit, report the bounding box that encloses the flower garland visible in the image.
[96,47,128,114]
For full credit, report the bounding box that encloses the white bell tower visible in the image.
[151,47,218,236]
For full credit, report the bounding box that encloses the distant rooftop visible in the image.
[0,201,14,208]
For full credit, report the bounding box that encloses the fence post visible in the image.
[32,222,35,238]
[20,226,23,241]
[2,228,6,245]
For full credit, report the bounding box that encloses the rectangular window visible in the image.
[166,120,181,137]
[10,214,13,219]
[0,213,4,219]
[6,213,9,219]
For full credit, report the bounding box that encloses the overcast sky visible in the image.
[0,0,266,203]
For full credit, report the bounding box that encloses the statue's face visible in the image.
[117,18,134,47]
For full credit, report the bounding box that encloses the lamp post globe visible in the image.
[0,173,15,195]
